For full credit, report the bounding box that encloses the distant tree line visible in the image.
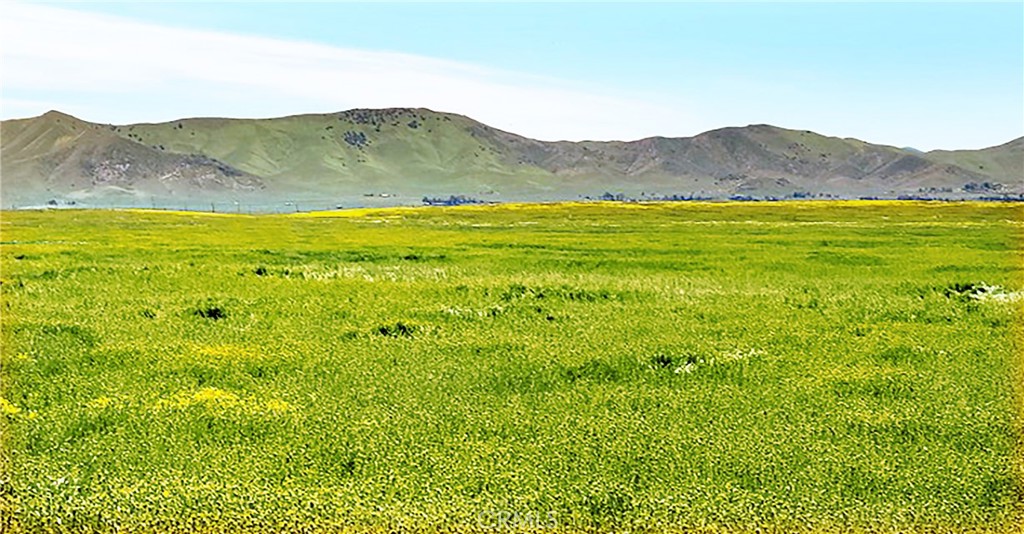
[422,195,485,206]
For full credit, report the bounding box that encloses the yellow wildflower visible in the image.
[156,387,240,410]
[265,399,292,413]
[1,397,21,416]
[197,344,258,361]
[190,387,239,405]
[87,396,115,409]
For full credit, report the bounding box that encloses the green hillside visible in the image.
[2,108,1020,208]
[927,138,1024,188]
[120,109,552,201]
[117,110,1019,201]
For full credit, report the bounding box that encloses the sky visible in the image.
[1,1,1022,150]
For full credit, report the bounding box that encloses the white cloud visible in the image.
[0,2,697,142]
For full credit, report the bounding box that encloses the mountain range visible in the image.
[1,108,1021,209]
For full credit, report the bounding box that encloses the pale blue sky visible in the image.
[2,2,1022,150]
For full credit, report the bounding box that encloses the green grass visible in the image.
[1,201,1021,533]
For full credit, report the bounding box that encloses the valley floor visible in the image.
[0,201,1021,532]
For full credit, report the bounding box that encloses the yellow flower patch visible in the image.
[157,387,240,410]
[264,399,292,413]
[155,387,296,416]
[1,397,22,416]
[86,396,116,410]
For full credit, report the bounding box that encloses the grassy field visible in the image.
[0,201,1021,533]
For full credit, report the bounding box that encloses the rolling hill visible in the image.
[2,108,1020,209]
[0,111,263,207]
[925,137,1023,186]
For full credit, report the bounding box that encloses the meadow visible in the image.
[0,201,1021,533]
